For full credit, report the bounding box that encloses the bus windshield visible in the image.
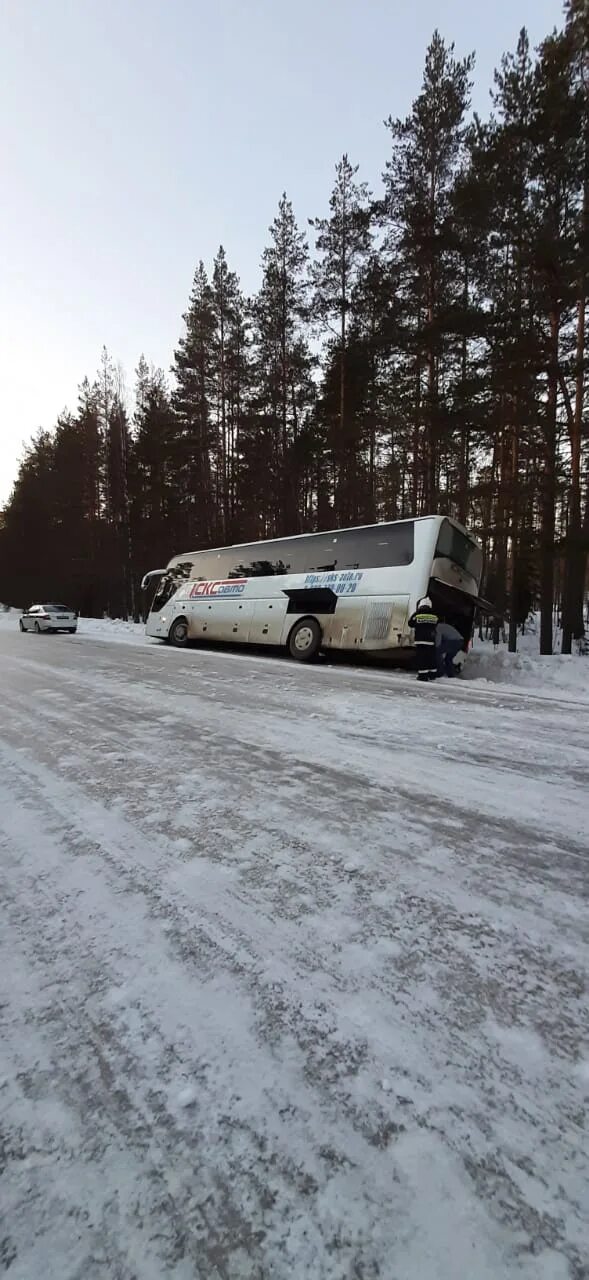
[152,559,194,611]
[435,520,482,583]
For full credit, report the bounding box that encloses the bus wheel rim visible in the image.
[174,622,187,641]
[295,625,314,651]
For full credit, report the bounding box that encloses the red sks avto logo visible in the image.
[189,579,247,598]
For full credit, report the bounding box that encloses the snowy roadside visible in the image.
[0,626,587,1278]
[466,615,589,701]
[0,608,148,647]
[1,606,588,703]
[465,644,589,703]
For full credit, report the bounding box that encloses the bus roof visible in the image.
[168,514,472,564]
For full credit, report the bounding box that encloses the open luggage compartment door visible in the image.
[429,578,495,644]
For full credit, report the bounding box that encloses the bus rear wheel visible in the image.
[288,616,322,662]
[169,617,189,647]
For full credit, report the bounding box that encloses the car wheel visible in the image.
[34,622,41,634]
[169,617,189,647]
[67,628,77,634]
[19,619,24,631]
[288,616,322,661]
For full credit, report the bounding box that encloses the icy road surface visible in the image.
[0,626,587,1280]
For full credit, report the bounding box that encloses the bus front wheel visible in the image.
[169,617,189,647]
[288,617,322,662]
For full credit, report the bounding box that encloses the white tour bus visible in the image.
[141,515,485,661]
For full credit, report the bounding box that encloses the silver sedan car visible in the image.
[19,603,78,634]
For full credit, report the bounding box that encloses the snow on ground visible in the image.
[77,613,148,646]
[0,621,587,1278]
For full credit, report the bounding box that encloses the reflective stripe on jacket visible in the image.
[408,609,438,645]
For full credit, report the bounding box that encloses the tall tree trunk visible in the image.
[508,424,520,652]
[412,346,421,514]
[338,273,346,523]
[368,320,376,521]
[562,166,588,650]
[426,161,437,512]
[289,373,300,533]
[199,342,212,544]
[508,220,524,653]
[426,316,436,511]
[494,409,509,614]
[540,309,560,655]
[458,261,470,526]
[219,301,228,539]
[280,265,291,528]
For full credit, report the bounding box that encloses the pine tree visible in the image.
[133,360,174,527]
[75,378,103,614]
[132,361,177,609]
[347,254,397,522]
[561,0,589,649]
[531,27,581,652]
[383,33,474,514]
[171,262,217,546]
[96,346,115,521]
[52,411,96,611]
[211,247,248,538]
[482,30,538,649]
[310,156,372,523]
[252,193,313,533]
[76,377,101,526]
[0,431,56,606]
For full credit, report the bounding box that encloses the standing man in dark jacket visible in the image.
[408,597,439,682]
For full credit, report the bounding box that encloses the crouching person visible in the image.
[436,621,465,677]
[408,597,439,682]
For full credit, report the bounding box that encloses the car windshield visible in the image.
[45,603,70,611]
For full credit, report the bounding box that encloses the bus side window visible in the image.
[211,551,234,577]
[191,553,227,580]
[303,541,336,572]
[340,524,414,569]
[228,547,291,578]
[228,548,258,577]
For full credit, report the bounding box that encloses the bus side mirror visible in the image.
[141,569,166,590]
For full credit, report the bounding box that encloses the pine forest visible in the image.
[2,2,589,655]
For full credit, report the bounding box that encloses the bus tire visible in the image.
[169,617,189,647]
[288,616,322,662]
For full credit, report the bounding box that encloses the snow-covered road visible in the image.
[1,625,587,1279]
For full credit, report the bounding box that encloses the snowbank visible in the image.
[77,615,147,646]
[467,616,589,701]
[465,646,589,701]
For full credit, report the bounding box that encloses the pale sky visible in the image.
[0,0,563,504]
